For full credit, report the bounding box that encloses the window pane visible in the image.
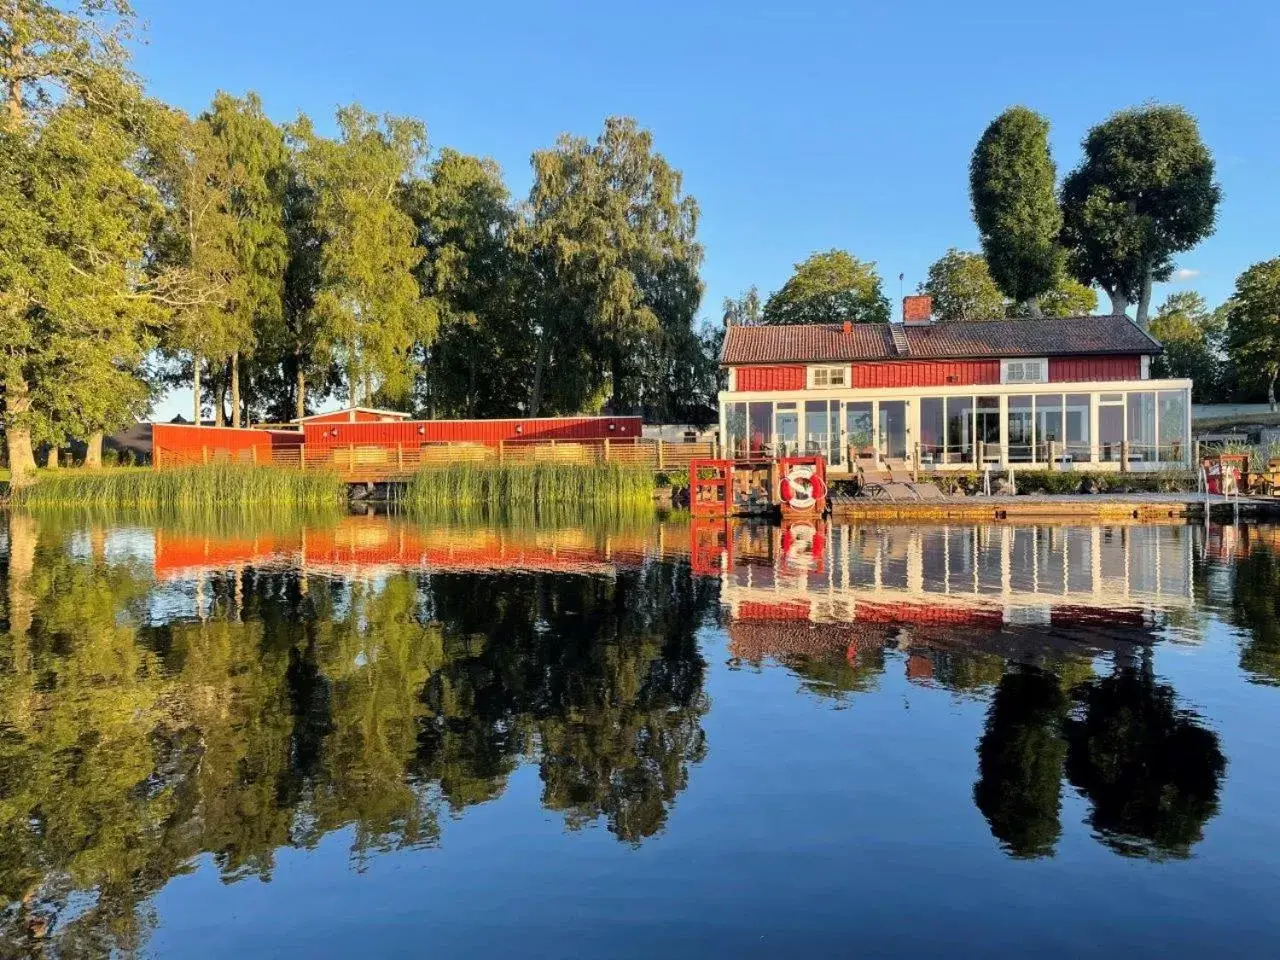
[1065,394,1090,462]
[976,396,1000,461]
[726,402,747,458]
[1035,395,1063,461]
[805,400,830,459]
[920,398,944,464]
[846,402,874,458]
[1009,395,1033,463]
[946,396,973,464]
[776,408,799,456]
[1158,390,1188,463]
[1127,392,1156,463]
[1099,404,1124,462]
[748,402,772,457]
[879,401,908,460]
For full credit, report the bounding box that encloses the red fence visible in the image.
[302,415,643,453]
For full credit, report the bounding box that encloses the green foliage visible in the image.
[11,463,344,509]
[1062,105,1220,325]
[0,0,159,487]
[969,107,1064,307]
[292,105,433,407]
[762,249,890,325]
[1224,258,1280,404]
[520,116,703,415]
[722,286,762,326]
[403,148,526,418]
[1038,275,1099,317]
[1150,291,1226,401]
[402,462,655,509]
[922,249,1006,321]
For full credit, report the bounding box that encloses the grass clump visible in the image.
[13,463,345,511]
[402,462,655,509]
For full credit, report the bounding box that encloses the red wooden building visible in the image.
[718,295,1192,473]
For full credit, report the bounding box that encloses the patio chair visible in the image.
[857,458,920,501]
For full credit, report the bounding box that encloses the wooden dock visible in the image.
[829,492,1271,523]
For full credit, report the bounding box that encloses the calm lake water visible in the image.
[2,510,1280,957]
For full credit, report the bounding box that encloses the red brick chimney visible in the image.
[842,320,852,334]
[903,294,933,325]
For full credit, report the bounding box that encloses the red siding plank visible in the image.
[302,416,643,451]
[1049,356,1140,382]
[850,360,1000,388]
[736,365,807,391]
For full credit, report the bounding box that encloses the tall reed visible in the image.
[401,462,655,510]
[13,464,345,511]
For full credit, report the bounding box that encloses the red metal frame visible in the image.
[775,455,827,516]
[690,458,732,515]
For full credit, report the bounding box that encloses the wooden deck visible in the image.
[829,492,1269,522]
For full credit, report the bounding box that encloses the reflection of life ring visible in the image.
[779,463,827,511]
[781,522,826,571]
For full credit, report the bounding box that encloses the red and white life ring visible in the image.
[779,462,827,511]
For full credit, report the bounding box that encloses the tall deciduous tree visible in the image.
[762,250,890,326]
[969,107,1064,311]
[1149,291,1225,401]
[0,0,161,487]
[521,116,703,415]
[722,286,762,326]
[1038,275,1098,317]
[403,148,528,418]
[1224,258,1280,409]
[293,105,432,407]
[922,249,1006,321]
[1061,105,1220,328]
[204,91,288,427]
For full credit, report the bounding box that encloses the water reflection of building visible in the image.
[718,522,1194,632]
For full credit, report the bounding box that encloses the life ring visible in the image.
[779,463,826,511]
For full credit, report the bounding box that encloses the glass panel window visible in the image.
[776,408,799,457]
[846,401,874,460]
[1099,403,1124,462]
[946,396,973,464]
[1158,390,1188,464]
[1065,394,1091,462]
[1002,358,1048,384]
[1008,395,1033,463]
[811,366,847,388]
[920,398,945,465]
[1035,395,1063,462]
[725,402,747,459]
[748,402,773,457]
[805,400,830,459]
[1127,391,1157,463]
[976,396,1001,462]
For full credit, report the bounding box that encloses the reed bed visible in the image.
[401,462,656,510]
[13,463,345,511]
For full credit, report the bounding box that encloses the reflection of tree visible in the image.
[1227,544,1280,684]
[974,668,1068,858]
[1065,664,1226,860]
[973,656,1226,863]
[0,517,717,952]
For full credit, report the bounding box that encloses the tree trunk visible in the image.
[193,353,202,425]
[4,375,38,489]
[44,446,57,469]
[1106,289,1131,317]
[215,375,227,428]
[1269,369,1277,413]
[530,332,549,417]
[85,431,104,469]
[1135,274,1154,330]
[295,347,307,421]
[230,352,241,428]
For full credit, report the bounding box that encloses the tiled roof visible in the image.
[720,316,1162,365]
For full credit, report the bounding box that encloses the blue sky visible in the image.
[132,0,1279,417]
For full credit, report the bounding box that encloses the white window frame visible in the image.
[1001,358,1048,385]
[809,365,849,389]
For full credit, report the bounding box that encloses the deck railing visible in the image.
[153,437,716,479]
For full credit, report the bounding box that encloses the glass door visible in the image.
[775,404,799,457]
[976,396,1001,464]
[879,400,908,461]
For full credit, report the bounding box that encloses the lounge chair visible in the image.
[856,458,921,501]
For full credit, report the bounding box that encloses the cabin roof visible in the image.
[720,315,1163,365]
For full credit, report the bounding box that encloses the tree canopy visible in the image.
[922,249,1006,322]
[1224,258,1280,407]
[1150,291,1227,401]
[762,249,890,326]
[1061,105,1220,328]
[969,107,1064,310]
